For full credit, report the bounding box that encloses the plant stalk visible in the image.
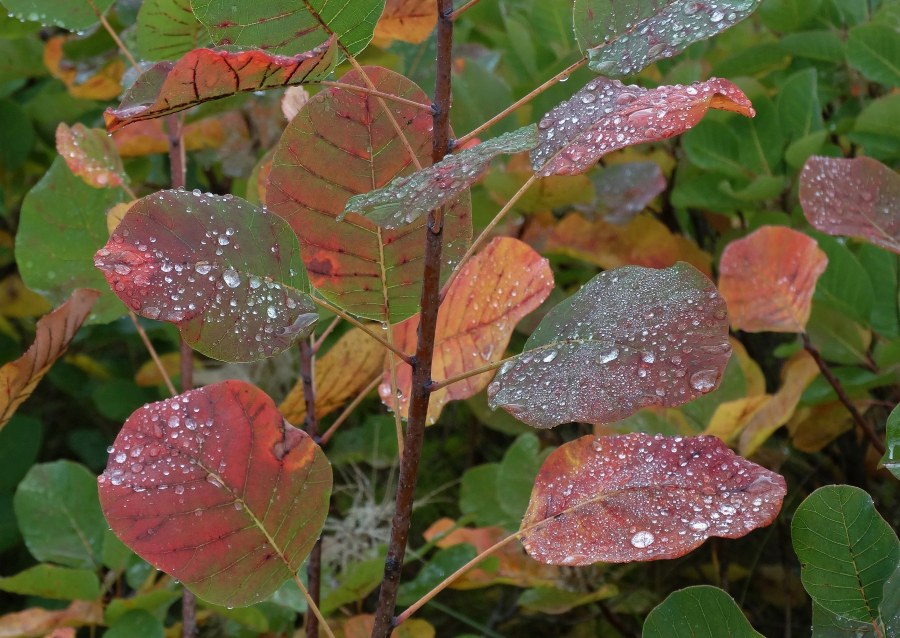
[370,2,454,635]
[299,338,323,637]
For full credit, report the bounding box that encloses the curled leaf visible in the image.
[531,76,754,176]
[99,380,332,607]
[488,262,732,429]
[104,39,337,131]
[56,123,127,189]
[520,433,786,564]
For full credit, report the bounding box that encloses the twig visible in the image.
[128,312,176,396]
[320,81,433,110]
[88,0,140,73]
[387,350,406,458]
[448,0,481,20]
[801,333,885,455]
[454,57,587,148]
[293,574,336,638]
[312,315,342,354]
[427,355,512,391]
[318,375,381,445]
[311,296,412,364]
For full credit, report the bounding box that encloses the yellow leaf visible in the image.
[106,201,134,235]
[134,352,184,388]
[705,395,771,443]
[43,36,123,101]
[372,0,437,46]
[730,337,765,397]
[788,401,859,453]
[0,275,51,319]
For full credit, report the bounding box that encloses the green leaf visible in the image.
[105,589,180,624]
[642,585,763,637]
[810,601,878,637]
[759,0,822,32]
[733,96,783,176]
[105,610,164,638]
[857,244,900,339]
[0,414,42,492]
[776,68,823,143]
[682,120,747,180]
[881,563,899,637]
[0,37,43,84]
[135,0,210,61]
[850,94,900,162]
[13,460,106,569]
[497,433,548,528]
[450,57,515,138]
[397,544,477,606]
[812,235,874,325]
[785,130,828,169]
[807,302,872,365]
[881,404,900,480]
[16,157,127,324]
[0,0,115,31]
[791,485,900,627]
[320,555,385,615]
[848,24,900,88]
[459,463,508,528]
[0,564,100,600]
[780,30,845,63]
[0,99,33,171]
[191,0,385,56]
[518,584,618,615]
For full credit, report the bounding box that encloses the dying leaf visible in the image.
[112,117,227,157]
[718,226,828,333]
[280,327,385,424]
[134,352,184,387]
[0,275,51,319]
[704,395,770,444]
[589,160,666,223]
[0,601,101,638]
[800,156,900,254]
[383,237,553,423]
[135,0,210,61]
[56,123,127,189]
[342,125,538,229]
[373,0,437,45]
[542,212,712,276]
[574,0,762,76]
[266,66,472,323]
[94,190,317,362]
[530,76,754,176]
[0,290,98,432]
[105,201,133,235]
[520,433,786,564]
[335,614,435,638]
[43,36,123,101]
[488,263,732,429]
[104,40,336,131]
[99,380,332,607]
[788,401,857,453]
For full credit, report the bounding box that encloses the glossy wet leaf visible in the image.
[16,157,126,324]
[55,123,127,189]
[800,156,900,255]
[590,160,666,223]
[488,262,731,429]
[520,433,786,564]
[383,237,553,423]
[643,585,764,637]
[880,403,900,480]
[267,66,472,323]
[342,125,538,229]
[373,0,436,45]
[718,226,828,333]
[98,380,332,607]
[2,0,115,31]
[191,0,384,56]
[104,40,336,131]
[0,565,100,601]
[574,0,762,76]
[135,0,210,61]
[0,289,98,432]
[93,190,317,362]
[531,76,754,176]
[792,485,899,628]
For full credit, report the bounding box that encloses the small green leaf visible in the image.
[642,585,763,637]
[0,564,100,600]
[881,404,900,480]
[848,24,900,88]
[397,544,477,606]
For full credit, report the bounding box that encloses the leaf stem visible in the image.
[128,312,176,396]
[448,0,481,20]
[801,333,885,455]
[454,57,587,148]
[311,296,413,364]
[320,81,432,110]
[317,375,381,445]
[87,0,140,73]
[293,573,336,638]
[427,355,513,391]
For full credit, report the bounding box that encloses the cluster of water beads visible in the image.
[520,433,786,564]
[56,123,126,189]
[530,75,753,177]
[487,264,731,428]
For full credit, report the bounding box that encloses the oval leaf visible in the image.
[487,262,732,429]
[718,225,828,333]
[800,156,900,255]
[382,237,554,424]
[574,0,762,76]
[530,77,754,176]
[94,190,317,362]
[98,380,332,607]
[520,433,786,564]
[791,485,899,627]
[266,66,472,323]
[643,585,764,637]
[104,39,336,131]
[56,123,127,189]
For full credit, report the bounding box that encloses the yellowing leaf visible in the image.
[0,275,51,319]
[0,600,101,638]
[731,338,765,398]
[335,614,435,638]
[55,123,127,189]
[134,352,185,388]
[485,155,594,214]
[43,36,123,101]
[788,401,859,453]
[280,327,385,424]
[705,395,771,444]
[105,202,134,235]
[372,0,437,45]
[112,117,227,157]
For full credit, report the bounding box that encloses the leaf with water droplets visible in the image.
[519,433,786,564]
[55,123,127,189]
[487,262,731,429]
[98,380,332,607]
[266,66,472,323]
[0,289,98,433]
[382,237,553,424]
[800,156,900,255]
[531,76,754,176]
[574,0,762,76]
[718,226,828,333]
[342,125,538,229]
[2,0,115,31]
[643,585,764,637]
[589,160,666,223]
[103,39,336,131]
[93,190,317,362]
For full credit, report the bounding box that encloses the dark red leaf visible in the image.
[98,380,331,607]
[520,433,786,564]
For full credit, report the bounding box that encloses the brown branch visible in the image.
[801,333,885,455]
[370,2,454,636]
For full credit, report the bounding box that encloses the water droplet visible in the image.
[630,531,655,548]
[223,269,240,288]
[690,369,717,392]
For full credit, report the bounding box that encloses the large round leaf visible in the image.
[267,66,472,323]
[99,380,332,607]
[642,585,764,637]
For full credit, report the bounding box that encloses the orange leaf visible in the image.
[381,237,553,424]
[112,117,226,157]
[335,614,435,638]
[280,327,385,424]
[373,0,437,45]
[0,600,101,638]
[718,226,828,333]
[43,36,123,101]
[0,289,98,432]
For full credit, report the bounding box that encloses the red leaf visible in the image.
[98,380,331,607]
[800,156,900,254]
[55,123,127,189]
[530,77,754,176]
[266,66,472,323]
[718,226,828,333]
[520,433,786,564]
[103,39,336,131]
